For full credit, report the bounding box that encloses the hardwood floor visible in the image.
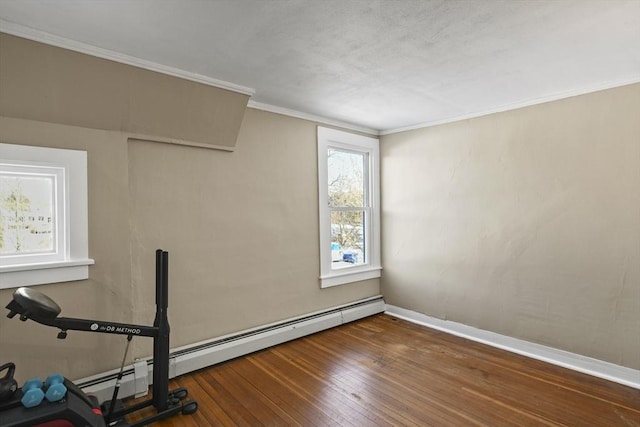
[125,314,640,426]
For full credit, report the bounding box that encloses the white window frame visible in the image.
[317,127,381,288]
[0,143,94,288]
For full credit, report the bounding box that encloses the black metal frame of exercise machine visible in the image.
[3,249,197,427]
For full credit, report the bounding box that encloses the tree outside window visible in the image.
[328,149,367,267]
[0,174,55,255]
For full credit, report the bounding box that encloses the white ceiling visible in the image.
[1,0,639,133]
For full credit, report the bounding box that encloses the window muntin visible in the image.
[318,127,380,288]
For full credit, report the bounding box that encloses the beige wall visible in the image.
[380,83,640,369]
[0,111,380,382]
[126,109,380,354]
[0,34,249,149]
[0,119,134,381]
[0,37,379,382]
[2,31,637,384]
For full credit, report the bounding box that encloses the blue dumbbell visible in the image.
[21,378,44,408]
[44,373,67,402]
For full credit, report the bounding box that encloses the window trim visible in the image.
[317,127,381,288]
[0,143,94,289]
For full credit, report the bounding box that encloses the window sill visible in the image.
[0,259,95,289]
[320,266,381,288]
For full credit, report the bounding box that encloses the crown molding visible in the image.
[4,19,637,137]
[247,100,380,136]
[0,19,255,96]
[380,77,640,135]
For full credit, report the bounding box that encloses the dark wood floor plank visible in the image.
[297,326,523,426]
[230,356,318,426]
[268,345,416,426]
[250,348,371,426]
[243,353,346,427]
[338,316,640,426]
[124,314,640,426]
[371,316,640,408]
[315,323,540,425]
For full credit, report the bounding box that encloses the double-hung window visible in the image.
[317,127,381,288]
[0,143,93,288]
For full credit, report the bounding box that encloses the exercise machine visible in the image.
[1,249,197,426]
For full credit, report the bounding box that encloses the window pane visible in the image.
[0,174,55,255]
[330,210,365,269]
[328,149,365,208]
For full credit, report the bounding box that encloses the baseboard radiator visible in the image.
[76,295,386,403]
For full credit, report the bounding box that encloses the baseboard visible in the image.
[385,304,640,390]
[75,296,385,402]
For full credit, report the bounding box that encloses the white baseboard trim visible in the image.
[76,296,385,402]
[384,305,640,390]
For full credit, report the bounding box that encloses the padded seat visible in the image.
[12,287,61,319]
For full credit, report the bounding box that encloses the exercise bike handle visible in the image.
[5,288,158,338]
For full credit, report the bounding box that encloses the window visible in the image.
[317,127,381,288]
[0,143,93,288]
